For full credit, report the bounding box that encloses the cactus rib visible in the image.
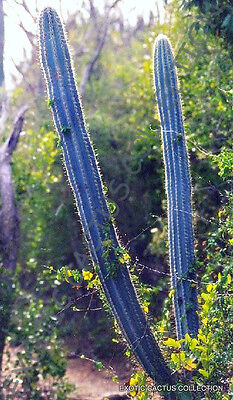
[39,8,177,395]
[153,34,199,339]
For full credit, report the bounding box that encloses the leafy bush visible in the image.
[3,269,74,399]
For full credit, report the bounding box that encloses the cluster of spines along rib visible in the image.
[39,8,178,396]
[153,34,199,340]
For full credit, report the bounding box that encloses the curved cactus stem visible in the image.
[153,34,199,340]
[38,8,180,398]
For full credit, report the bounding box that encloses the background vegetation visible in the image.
[0,0,232,399]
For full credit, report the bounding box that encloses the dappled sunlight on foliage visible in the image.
[0,0,232,399]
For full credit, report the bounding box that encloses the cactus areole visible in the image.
[153,34,199,340]
[38,8,180,397]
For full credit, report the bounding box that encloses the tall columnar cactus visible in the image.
[153,35,199,339]
[39,8,177,396]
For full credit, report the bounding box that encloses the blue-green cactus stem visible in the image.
[153,34,199,339]
[39,8,178,395]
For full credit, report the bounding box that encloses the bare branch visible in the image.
[14,0,37,23]
[19,21,36,46]
[35,0,39,15]
[79,18,109,96]
[1,105,28,159]
[0,0,4,87]
[156,0,161,24]
[0,104,28,273]
[11,57,36,96]
[88,0,96,18]
[0,95,9,136]
[74,24,95,57]
[79,0,122,96]
[88,0,101,37]
[109,0,122,11]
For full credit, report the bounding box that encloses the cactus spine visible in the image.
[39,9,178,396]
[153,35,199,339]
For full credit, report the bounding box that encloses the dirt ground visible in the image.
[1,345,130,399]
[65,356,130,399]
[1,346,161,400]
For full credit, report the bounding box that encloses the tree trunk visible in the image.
[0,158,19,381]
[0,0,4,89]
[0,160,19,271]
[0,2,27,392]
[0,105,27,383]
[0,270,14,377]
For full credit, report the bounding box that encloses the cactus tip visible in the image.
[40,6,56,15]
[155,33,169,43]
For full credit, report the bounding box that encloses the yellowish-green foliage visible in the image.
[4,1,233,398]
[156,250,233,398]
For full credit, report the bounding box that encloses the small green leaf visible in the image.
[169,289,175,298]
[180,351,185,362]
[198,369,209,378]
[165,338,181,348]
[108,202,116,214]
[227,274,232,285]
[95,361,103,370]
[61,124,71,134]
